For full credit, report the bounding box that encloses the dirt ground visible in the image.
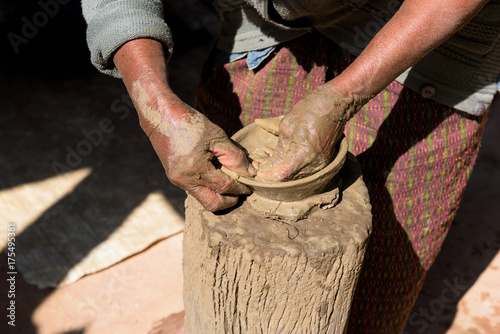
[1,1,499,333]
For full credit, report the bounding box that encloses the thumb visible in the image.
[212,140,257,177]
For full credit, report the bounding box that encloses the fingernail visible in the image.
[262,146,274,156]
[241,186,252,195]
[248,164,258,177]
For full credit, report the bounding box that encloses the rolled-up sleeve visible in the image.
[82,0,173,78]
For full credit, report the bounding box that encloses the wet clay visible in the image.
[331,92,374,122]
[245,176,341,220]
[223,123,347,206]
[183,154,372,333]
[254,116,283,135]
[307,85,374,122]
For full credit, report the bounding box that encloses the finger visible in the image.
[213,142,257,177]
[255,116,283,135]
[257,153,281,172]
[252,160,260,170]
[261,146,274,156]
[203,169,252,195]
[256,161,298,182]
[190,186,239,212]
[256,147,309,182]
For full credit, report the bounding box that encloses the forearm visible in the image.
[112,39,255,211]
[113,38,189,134]
[82,0,172,77]
[325,0,488,99]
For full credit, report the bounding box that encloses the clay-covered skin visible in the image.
[113,39,256,212]
[132,81,256,212]
[257,85,372,182]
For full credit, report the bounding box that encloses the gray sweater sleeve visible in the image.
[82,0,173,78]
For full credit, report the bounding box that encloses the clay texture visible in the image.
[223,123,347,202]
[183,154,372,333]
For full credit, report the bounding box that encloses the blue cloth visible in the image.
[215,46,275,70]
[231,47,275,70]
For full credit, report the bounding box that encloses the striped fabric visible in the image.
[196,32,344,136]
[196,32,488,333]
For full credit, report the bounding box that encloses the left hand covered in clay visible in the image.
[255,0,490,182]
[256,85,367,182]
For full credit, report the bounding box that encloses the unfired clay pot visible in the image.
[225,122,347,202]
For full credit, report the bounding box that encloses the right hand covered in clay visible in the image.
[136,85,256,212]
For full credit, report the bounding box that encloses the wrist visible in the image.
[114,39,190,129]
[131,80,191,137]
[314,84,374,122]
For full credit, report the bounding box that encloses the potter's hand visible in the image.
[257,85,367,182]
[255,0,489,183]
[114,39,255,212]
[143,95,256,212]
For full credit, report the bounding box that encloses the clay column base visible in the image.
[183,154,372,334]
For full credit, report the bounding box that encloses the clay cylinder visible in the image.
[183,155,372,334]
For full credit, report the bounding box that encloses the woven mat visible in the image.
[0,167,185,288]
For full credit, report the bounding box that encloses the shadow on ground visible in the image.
[1,1,498,333]
[0,0,218,332]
